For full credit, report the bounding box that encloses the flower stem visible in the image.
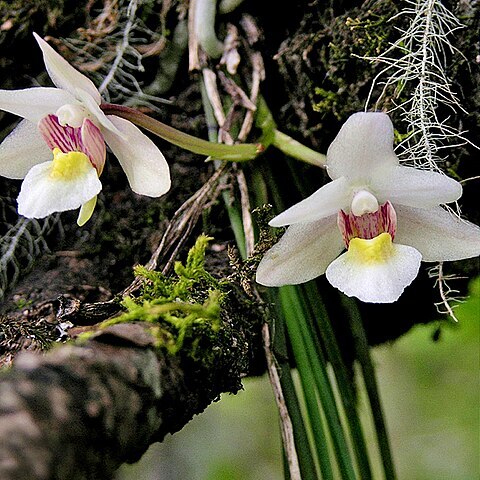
[100,103,262,162]
[255,97,326,168]
[272,130,326,168]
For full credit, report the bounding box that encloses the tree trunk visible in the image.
[0,311,258,480]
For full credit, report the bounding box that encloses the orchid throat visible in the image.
[339,196,396,247]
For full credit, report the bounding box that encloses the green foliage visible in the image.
[77,233,259,397]
[102,235,225,354]
[134,235,219,302]
[172,235,220,298]
[78,231,261,396]
[13,297,33,310]
[345,12,392,57]
[312,87,339,114]
[455,277,480,328]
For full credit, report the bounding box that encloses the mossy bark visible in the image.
[0,282,262,480]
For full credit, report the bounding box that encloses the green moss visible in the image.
[96,235,224,355]
[83,233,262,393]
[310,2,397,119]
[276,0,399,138]
[344,12,392,57]
[312,87,339,114]
[13,298,33,310]
[86,232,263,392]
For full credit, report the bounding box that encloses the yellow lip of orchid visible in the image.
[346,233,394,265]
[14,115,103,224]
[39,114,106,174]
[49,148,93,180]
[36,115,105,225]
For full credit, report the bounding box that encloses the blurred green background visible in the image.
[117,279,479,480]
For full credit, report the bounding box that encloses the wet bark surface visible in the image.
[0,321,252,480]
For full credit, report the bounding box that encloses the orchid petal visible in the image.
[0,87,75,123]
[269,177,351,227]
[81,119,106,174]
[256,215,344,286]
[38,114,82,152]
[0,120,51,179]
[33,33,101,104]
[17,160,102,219]
[326,112,398,182]
[77,196,97,226]
[103,115,171,197]
[39,115,106,174]
[371,166,462,207]
[74,89,124,137]
[326,234,422,303]
[395,205,480,262]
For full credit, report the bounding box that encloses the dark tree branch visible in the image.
[0,155,264,479]
[0,315,258,480]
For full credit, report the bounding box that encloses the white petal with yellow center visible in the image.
[17,149,102,219]
[325,233,422,303]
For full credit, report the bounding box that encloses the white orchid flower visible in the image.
[0,33,170,225]
[256,112,480,303]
